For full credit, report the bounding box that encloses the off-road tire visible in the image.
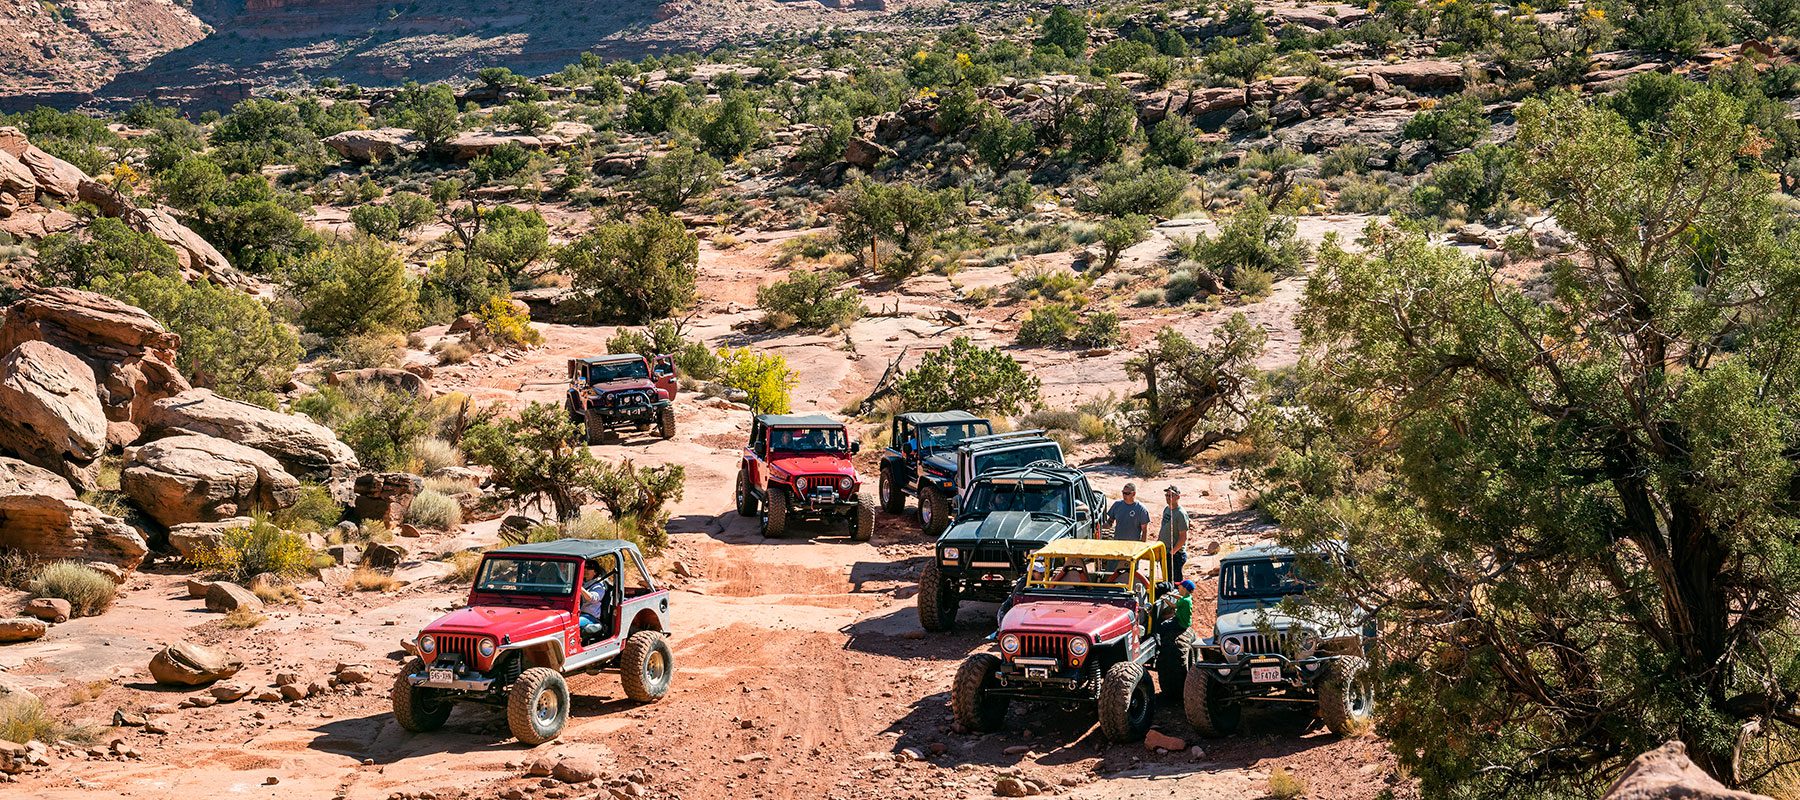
[920,485,951,537]
[619,630,674,702]
[1183,667,1240,737]
[584,413,604,446]
[1318,656,1374,737]
[878,464,905,514]
[951,653,1008,732]
[506,667,569,745]
[763,485,789,538]
[916,559,959,632]
[1157,629,1196,699]
[735,470,759,517]
[390,658,451,733]
[656,406,676,440]
[853,493,875,541]
[1099,661,1155,742]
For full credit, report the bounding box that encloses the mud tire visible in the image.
[506,667,569,745]
[735,470,759,517]
[1157,629,1195,699]
[916,559,958,632]
[853,493,875,541]
[1099,661,1154,742]
[878,464,906,514]
[657,405,676,440]
[920,485,951,537]
[951,653,1008,732]
[619,630,674,702]
[1183,666,1240,737]
[1318,656,1374,737]
[763,485,789,538]
[390,658,451,733]
[585,413,605,446]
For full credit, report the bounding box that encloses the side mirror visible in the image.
[851,441,861,454]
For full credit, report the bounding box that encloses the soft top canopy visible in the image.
[1033,538,1165,562]
[897,410,984,425]
[756,413,842,428]
[577,354,645,365]
[487,538,640,560]
[1218,540,1347,564]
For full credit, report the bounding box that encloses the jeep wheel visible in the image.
[916,559,959,632]
[619,630,674,702]
[920,486,951,537]
[1099,661,1154,742]
[390,658,451,733]
[656,406,676,440]
[507,667,569,745]
[878,465,905,514]
[585,414,605,446]
[1157,629,1195,699]
[735,470,759,517]
[1183,667,1240,737]
[763,485,789,538]
[1318,656,1374,737]
[852,493,875,542]
[951,653,1008,732]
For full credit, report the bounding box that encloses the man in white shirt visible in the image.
[578,558,612,641]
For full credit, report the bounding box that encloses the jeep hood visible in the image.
[1214,607,1314,638]
[591,378,655,393]
[1003,599,1134,637]
[425,605,570,641]
[767,452,854,476]
[919,452,958,474]
[940,511,1068,545]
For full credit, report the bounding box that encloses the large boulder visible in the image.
[0,150,35,200]
[147,641,243,686]
[1602,741,1773,800]
[123,434,301,527]
[0,341,107,489]
[0,456,147,570]
[141,389,359,480]
[1357,61,1472,91]
[166,517,254,561]
[204,582,263,614]
[321,128,420,162]
[0,618,47,643]
[16,145,84,200]
[353,472,423,528]
[446,121,592,161]
[0,287,189,426]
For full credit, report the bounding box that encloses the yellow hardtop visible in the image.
[1032,538,1165,562]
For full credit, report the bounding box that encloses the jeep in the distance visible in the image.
[917,461,1105,632]
[734,413,875,541]
[1183,542,1375,738]
[391,539,675,744]
[566,354,678,444]
[952,539,1184,742]
[877,410,993,536]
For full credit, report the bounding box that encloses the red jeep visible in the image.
[733,413,875,540]
[566,354,679,444]
[392,539,675,744]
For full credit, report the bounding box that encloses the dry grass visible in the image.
[0,695,98,745]
[252,583,303,606]
[27,561,117,617]
[443,550,485,584]
[1267,767,1307,799]
[221,608,267,629]
[66,681,109,705]
[345,568,402,593]
[405,488,463,530]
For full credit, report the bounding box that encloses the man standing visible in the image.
[1160,485,1190,580]
[1104,483,1152,541]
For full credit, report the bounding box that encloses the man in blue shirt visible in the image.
[1104,483,1152,541]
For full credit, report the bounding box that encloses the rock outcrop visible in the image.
[167,517,255,561]
[0,456,147,570]
[354,472,423,527]
[446,122,593,161]
[321,128,421,162]
[0,618,47,643]
[1602,741,1773,800]
[122,434,301,527]
[0,340,108,489]
[142,388,360,480]
[0,287,189,427]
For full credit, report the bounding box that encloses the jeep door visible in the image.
[745,420,768,494]
[652,355,678,399]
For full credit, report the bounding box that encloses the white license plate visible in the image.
[1250,666,1282,683]
[428,668,455,684]
[1025,667,1049,679]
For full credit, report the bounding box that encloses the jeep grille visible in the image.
[1017,633,1070,663]
[794,475,845,494]
[972,546,1024,570]
[430,633,484,665]
[1230,632,1292,657]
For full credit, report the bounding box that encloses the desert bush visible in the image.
[282,235,421,338]
[895,337,1040,415]
[1147,117,1205,169]
[1233,267,1275,301]
[1075,310,1125,347]
[472,296,543,349]
[345,568,401,592]
[405,488,463,530]
[1079,163,1190,217]
[675,342,721,380]
[588,459,686,554]
[296,384,441,471]
[1320,143,1372,178]
[1097,214,1151,271]
[638,145,723,211]
[1181,196,1308,294]
[1411,144,1512,220]
[0,549,42,590]
[220,608,267,629]
[697,91,763,158]
[1134,288,1165,306]
[350,204,401,239]
[27,562,116,617]
[1017,303,1079,347]
[561,213,699,324]
[1267,768,1307,800]
[756,269,865,330]
[830,179,962,280]
[190,517,317,582]
[444,549,485,583]
[1403,94,1490,154]
[329,331,405,370]
[718,348,797,414]
[409,437,465,474]
[974,112,1036,171]
[33,218,180,289]
[432,338,476,364]
[92,269,300,409]
[272,482,341,534]
[2,695,72,745]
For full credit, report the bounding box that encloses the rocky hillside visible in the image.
[0,0,209,103]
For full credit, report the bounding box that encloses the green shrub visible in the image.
[638,145,722,212]
[1233,267,1275,301]
[1165,269,1206,304]
[1017,303,1079,347]
[1079,163,1190,217]
[895,337,1040,415]
[409,437,465,474]
[271,482,341,534]
[94,270,301,408]
[405,488,463,530]
[32,218,181,289]
[561,213,699,324]
[189,517,317,582]
[756,269,865,330]
[1267,768,1307,800]
[718,347,797,414]
[27,562,117,617]
[676,341,721,380]
[472,296,543,349]
[282,235,421,338]
[1075,311,1125,347]
[1403,95,1490,154]
[1098,214,1151,271]
[350,204,401,239]
[1134,288,1165,306]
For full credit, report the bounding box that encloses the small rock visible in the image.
[994,776,1030,798]
[252,690,281,702]
[672,560,697,578]
[179,695,217,709]
[0,618,47,643]
[1002,744,1031,755]
[733,752,769,763]
[274,673,301,686]
[333,665,374,685]
[204,582,263,614]
[524,757,554,777]
[185,579,213,598]
[210,682,253,702]
[264,776,279,785]
[111,709,147,727]
[23,598,70,624]
[1143,729,1186,752]
[279,684,306,701]
[551,759,598,783]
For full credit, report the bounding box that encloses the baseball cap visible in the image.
[1179,579,1196,591]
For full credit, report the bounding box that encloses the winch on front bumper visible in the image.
[988,658,1102,701]
[406,656,497,692]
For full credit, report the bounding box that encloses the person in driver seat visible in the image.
[578,558,613,642]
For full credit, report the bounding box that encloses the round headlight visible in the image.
[942,546,961,561]
[838,476,853,491]
[1067,637,1089,657]
[999,634,1020,654]
[795,477,808,491]
[1222,638,1243,657]
[478,637,497,657]
[419,634,436,654]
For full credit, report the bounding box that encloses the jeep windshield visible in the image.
[1025,555,1149,594]
[971,442,1061,473]
[914,422,992,453]
[1220,557,1318,600]
[585,360,648,383]
[769,427,850,453]
[963,480,1071,517]
[475,557,578,596]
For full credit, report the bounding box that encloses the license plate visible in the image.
[1251,666,1281,683]
[1025,667,1049,679]
[428,668,455,684]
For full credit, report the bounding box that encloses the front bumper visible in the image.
[987,658,1100,700]
[786,485,859,513]
[590,403,661,423]
[1189,651,1334,689]
[406,668,495,692]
